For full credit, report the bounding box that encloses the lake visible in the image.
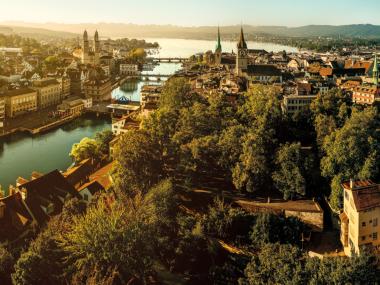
[0,38,296,191]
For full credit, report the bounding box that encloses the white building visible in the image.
[120,64,140,76]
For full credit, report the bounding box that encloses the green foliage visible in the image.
[201,198,255,243]
[113,130,163,196]
[250,213,305,247]
[69,137,99,163]
[310,88,351,149]
[94,130,114,156]
[12,224,65,285]
[321,107,380,210]
[239,243,305,285]
[272,142,313,200]
[0,245,14,285]
[158,77,197,110]
[60,197,155,283]
[239,244,380,285]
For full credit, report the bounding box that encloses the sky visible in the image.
[1,0,380,27]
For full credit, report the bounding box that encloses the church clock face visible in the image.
[239,49,247,57]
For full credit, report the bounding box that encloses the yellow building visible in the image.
[5,88,37,118]
[32,78,61,109]
[340,180,380,256]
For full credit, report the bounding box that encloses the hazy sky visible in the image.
[1,0,380,26]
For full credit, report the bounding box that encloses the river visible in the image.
[0,38,296,191]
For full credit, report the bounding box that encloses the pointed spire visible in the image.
[373,54,379,86]
[373,54,378,72]
[83,30,88,41]
[215,26,222,52]
[95,30,99,41]
[237,25,247,49]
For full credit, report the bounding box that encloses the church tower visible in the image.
[236,26,248,76]
[373,54,379,86]
[82,30,89,64]
[215,26,222,65]
[94,30,100,65]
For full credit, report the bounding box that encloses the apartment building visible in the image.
[340,180,380,256]
[5,88,37,118]
[33,78,62,109]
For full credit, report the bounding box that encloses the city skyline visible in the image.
[1,0,380,27]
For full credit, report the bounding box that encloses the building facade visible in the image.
[57,76,71,99]
[5,88,37,118]
[83,78,112,102]
[32,78,61,109]
[119,64,140,76]
[340,180,380,256]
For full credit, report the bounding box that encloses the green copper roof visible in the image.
[373,54,378,72]
[215,26,222,52]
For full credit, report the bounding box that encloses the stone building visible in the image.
[4,88,37,118]
[32,78,61,109]
[81,30,101,65]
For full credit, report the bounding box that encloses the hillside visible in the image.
[1,22,380,40]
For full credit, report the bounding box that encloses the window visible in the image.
[373,232,378,241]
[362,222,366,227]
[83,194,89,201]
[374,218,378,227]
[361,236,366,241]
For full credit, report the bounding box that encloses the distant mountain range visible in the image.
[1,22,380,40]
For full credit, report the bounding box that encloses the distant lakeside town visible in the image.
[1,25,380,284]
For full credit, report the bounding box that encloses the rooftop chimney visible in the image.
[350,179,355,190]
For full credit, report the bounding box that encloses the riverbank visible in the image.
[0,114,112,190]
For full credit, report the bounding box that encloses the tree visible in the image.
[95,130,114,156]
[60,198,155,284]
[158,77,197,110]
[249,213,305,247]
[201,198,254,243]
[310,88,351,149]
[272,142,313,200]
[321,107,380,210]
[239,243,305,285]
[69,137,99,163]
[0,245,14,285]
[112,130,163,196]
[232,85,283,194]
[232,131,272,193]
[12,224,66,285]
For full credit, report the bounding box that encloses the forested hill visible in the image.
[0,22,380,40]
[1,22,380,40]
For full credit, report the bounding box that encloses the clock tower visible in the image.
[236,26,248,76]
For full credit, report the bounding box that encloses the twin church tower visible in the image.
[214,26,248,76]
[81,30,101,65]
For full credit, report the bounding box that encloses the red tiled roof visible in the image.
[319,67,333,77]
[342,180,380,211]
[89,162,114,190]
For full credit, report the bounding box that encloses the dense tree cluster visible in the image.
[5,79,380,284]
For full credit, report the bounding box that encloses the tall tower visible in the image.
[94,30,100,65]
[373,54,379,86]
[82,30,89,64]
[236,26,248,76]
[215,26,222,65]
